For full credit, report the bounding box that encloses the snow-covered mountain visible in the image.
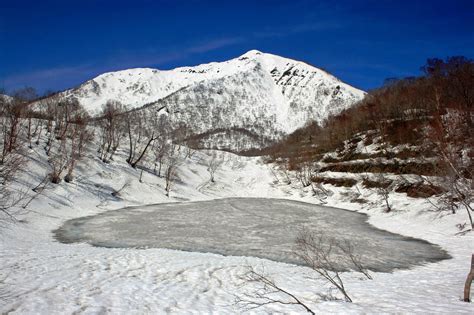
[0,94,13,102]
[61,50,365,150]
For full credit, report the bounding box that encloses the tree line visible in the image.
[0,90,208,221]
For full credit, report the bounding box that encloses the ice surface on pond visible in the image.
[54,198,449,272]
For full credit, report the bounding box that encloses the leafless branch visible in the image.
[235,265,315,314]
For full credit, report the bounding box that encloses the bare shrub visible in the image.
[361,172,393,212]
[206,151,224,183]
[294,229,372,302]
[111,180,132,198]
[294,161,313,188]
[312,176,357,188]
[237,229,371,313]
[236,265,315,314]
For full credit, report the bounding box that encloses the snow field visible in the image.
[0,142,473,314]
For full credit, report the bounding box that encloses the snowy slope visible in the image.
[58,50,365,149]
[1,140,473,314]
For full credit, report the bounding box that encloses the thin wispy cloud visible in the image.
[2,36,244,92]
[3,65,95,91]
[3,17,347,93]
[3,0,471,94]
[187,37,245,53]
[252,21,343,39]
[113,37,245,68]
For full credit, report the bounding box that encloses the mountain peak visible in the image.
[239,49,264,59]
[58,51,365,144]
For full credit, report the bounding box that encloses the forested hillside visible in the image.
[263,57,473,227]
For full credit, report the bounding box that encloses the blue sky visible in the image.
[1,0,473,94]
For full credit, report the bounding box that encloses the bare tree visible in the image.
[0,152,27,222]
[152,115,171,176]
[425,109,473,229]
[183,145,197,160]
[153,140,169,177]
[378,183,392,212]
[1,98,25,162]
[39,94,61,155]
[361,171,393,212]
[98,101,126,162]
[206,151,224,183]
[55,98,79,141]
[294,229,372,302]
[463,254,474,302]
[0,93,29,222]
[282,169,292,185]
[236,265,315,314]
[237,229,371,313]
[125,109,159,168]
[64,109,93,182]
[42,99,93,184]
[415,57,474,229]
[34,119,44,145]
[48,137,68,184]
[295,161,313,188]
[22,174,50,209]
[163,144,181,197]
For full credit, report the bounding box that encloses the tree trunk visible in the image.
[130,134,155,168]
[464,254,474,302]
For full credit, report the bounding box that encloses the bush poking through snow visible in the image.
[236,265,316,314]
[237,229,372,313]
[206,151,224,183]
[294,229,372,299]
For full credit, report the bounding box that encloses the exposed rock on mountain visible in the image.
[60,50,365,150]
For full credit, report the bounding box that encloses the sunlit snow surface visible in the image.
[55,198,449,272]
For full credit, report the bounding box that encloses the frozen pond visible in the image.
[54,198,449,272]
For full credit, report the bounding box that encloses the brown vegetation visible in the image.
[394,182,445,198]
[320,161,442,176]
[311,176,357,188]
[262,56,472,223]
[265,57,472,171]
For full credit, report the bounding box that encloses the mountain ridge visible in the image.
[55,50,365,150]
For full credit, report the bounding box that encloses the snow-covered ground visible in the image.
[1,145,473,314]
